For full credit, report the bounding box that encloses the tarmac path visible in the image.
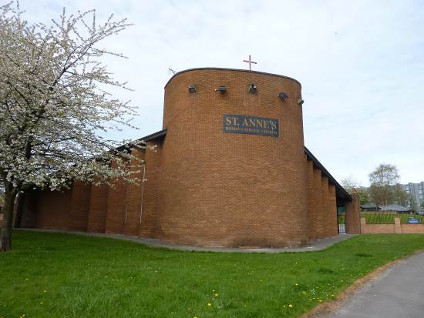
[327,251,424,318]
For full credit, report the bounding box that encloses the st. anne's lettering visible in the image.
[223,114,279,137]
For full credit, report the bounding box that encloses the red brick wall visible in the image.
[328,184,338,236]
[345,190,361,234]
[36,189,72,229]
[312,168,324,239]
[316,175,328,239]
[307,160,317,240]
[139,141,162,238]
[87,182,109,233]
[158,69,308,247]
[400,224,424,233]
[17,191,38,228]
[68,181,91,231]
[123,148,145,236]
[308,170,338,239]
[321,177,330,237]
[361,217,424,234]
[105,160,128,234]
[361,218,395,234]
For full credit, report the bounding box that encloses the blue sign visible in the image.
[223,114,279,137]
[407,218,419,224]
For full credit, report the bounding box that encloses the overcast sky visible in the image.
[16,0,424,186]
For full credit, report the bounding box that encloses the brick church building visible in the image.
[19,68,361,248]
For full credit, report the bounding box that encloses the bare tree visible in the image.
[393,184,408,207]
[0,3,141,251]
[341,176,370,205]
[369,164,400,206]
[340,176,359,193]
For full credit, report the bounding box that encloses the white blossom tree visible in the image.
[0,3,142,251]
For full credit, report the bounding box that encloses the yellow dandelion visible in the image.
[207,303,212,307]
[214,293,219,297]
[289,304,293,308]
[295,283,299,286]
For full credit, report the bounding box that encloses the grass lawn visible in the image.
[1,231,424,318]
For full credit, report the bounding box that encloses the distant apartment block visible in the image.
[403,182,424,211]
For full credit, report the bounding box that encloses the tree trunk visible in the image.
[0,182,19,252]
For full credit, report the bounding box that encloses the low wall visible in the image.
[400,224,424,234]
[361,217,424,234]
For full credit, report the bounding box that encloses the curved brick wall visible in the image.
[157,68,308,247]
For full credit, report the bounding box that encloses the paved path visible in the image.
[328,251,424,318]
[20,228,354,253]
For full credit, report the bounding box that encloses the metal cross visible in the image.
[243,55,257,71]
